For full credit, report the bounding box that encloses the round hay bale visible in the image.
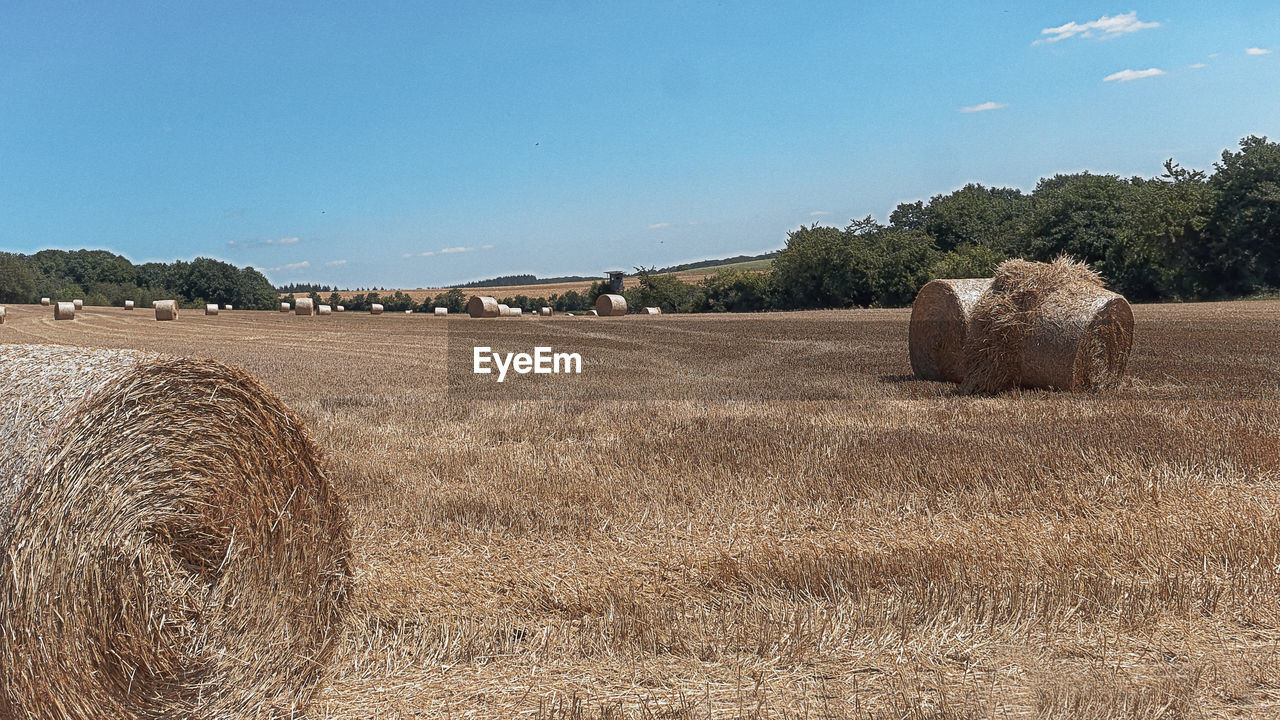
[205,303,219,316]
[370,304,384,315]
[404,309,412,314]
[586,309,599,316]
[124,300,135,310]
[280,302,291,313]
[961,257,1134,394]
[596,294,627,316]
[434,307,448,315]
[335,305,345,312]
[72,299,84,310]
[539,307,551,316]
[0,306,6,325]
[642,306,661,315]
[908,278,993,383]
[508,307,522,317]
[154,299,179,321]
[496,303,511,316]
[40,298,50,307]
[467,296,499,318]
[224,304,233,311]
[54,302,75,321]
[0,344,349,717]
[295,298,315,316]
[318,305,332,315]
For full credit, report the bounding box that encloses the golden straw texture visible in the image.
[466,296,499,318]
[0,345,350,719]
[295,298,314,316]
[154,300,178,321]
[908,278,993,383]
[596,294,627,316]
[54,302,76,321]
[961,257,1134,394]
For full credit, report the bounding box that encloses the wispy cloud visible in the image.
[481,244,495,249]
[227,236,301,249]
[1103,67,1165,82]
[809,211,831,217]
[270,236,300,245]
[439,246,473,254]
[325,259,347,266]
[1246,47,1272,55]
[266,260,311,273]
[648,222,673,230]
[1036,11,1158,44]
[418,251,435,257]
[959,101,1006,113]
[1189,62,1207,69]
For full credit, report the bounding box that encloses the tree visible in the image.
[0,253,38,303]
[1198,135,1280,295]
[920,184,1029,254]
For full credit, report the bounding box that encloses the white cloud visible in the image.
[1103,67,1166,82]
[1037,11,1158,44]
[1189,62,1207,69]
[325,259,347,266]
[647,222,673,230]
[439,246,472,254]
[959,101,1006,113]
[227,235,301,249]
[266,260,311,273]
[268,236,300,245]
[809,211,831,217]
[401,253,413,259]
[1246,47,1272,55]
[481,243,495,249]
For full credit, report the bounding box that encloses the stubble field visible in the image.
[1,300,1278,718]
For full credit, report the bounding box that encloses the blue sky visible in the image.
[1,2,1276,288]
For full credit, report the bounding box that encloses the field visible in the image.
[2,301,1279,718]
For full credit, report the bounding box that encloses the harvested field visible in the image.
[1,300,1279,718]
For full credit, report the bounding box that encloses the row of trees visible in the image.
[0,250,278,309]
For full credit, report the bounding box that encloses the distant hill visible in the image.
[449,251,779,289]
[651,251,778,274]
[456,273,599,288]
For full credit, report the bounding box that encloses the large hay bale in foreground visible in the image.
[596,294,627,316]
[370,304,384,315]
[205,303,219,316]
[54,302,76,321]
[154,300,178,321]
[908,278,993,383]
[467,296,499,318]
[295,298,314,316]
[0,345,349,718]
[961,258,1134,394]
[72,299,84,310]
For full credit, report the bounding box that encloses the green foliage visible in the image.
[932,244,1005,280]
[771,218,938,308]
[426,288,467,313]
[0,253,38,303]
[697,269,773,312]
[1199,135,1280,296]
[624,269,705,313]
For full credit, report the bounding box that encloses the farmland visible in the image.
[1,301,1279,718]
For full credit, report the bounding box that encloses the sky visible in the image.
[1,2,1277,288]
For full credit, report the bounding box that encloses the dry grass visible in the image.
[1,300,1279,717]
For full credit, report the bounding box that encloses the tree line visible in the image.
[0,249,279,309]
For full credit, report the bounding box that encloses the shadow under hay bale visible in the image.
[0,345,350,718]
[908,278,992,383]
[596,293,627,316]
[961,257,1134,394]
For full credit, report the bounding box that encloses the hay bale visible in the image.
[467,296,499,318]
[318,305,332,315]
[335,305,345,312]
[72,299,83,310]
[539,307,552,316]
[224,304,233,311]
[124,300,135,310]
[295,298,314,316]
[40,298,50,307]
[908,278,993,383]
[0,306,5,325]
[587,309,599,316]
[54,302,75,321]
[596,294,627,316]
[0,344,349,717]
[370,304,384,315]
[281,302,291,313]
[404,309,412,314]
[434,307,448,315]
[205,304,219,316]
[642,306,661,315]
[496,303,511,316]
[508,307,522,316]
[961,257,1134,394]
[154,300,178,321]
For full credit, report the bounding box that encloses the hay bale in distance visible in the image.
[642,306,661,315]
[72,299,84,310]
[404,309,412,314]
[508,307,522,316]
[961,257,1134,394]
[205,303,219,316]
[295,298,315,316]
[280,302,291,313]
[54,302,75,321]
[154,300,179,321]
[587,309,599,316]
[596,294,627,316]
[0,344,349,717]
[0,306,5,325]
[335,305,345,312]
[124,300,135,310]
[908,278,993,383]
[370,304,384,315]
[539,307,552,316]
[318,305,332,315]
[467,296,500,318]
[434,307,448,315]
[40,298,50,307]
[224,304,233,311]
